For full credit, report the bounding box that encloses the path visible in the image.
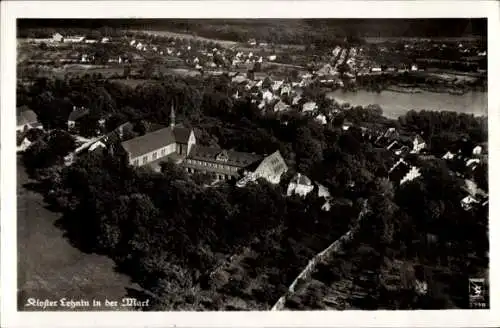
[271,200,369,310]
[17,158,140,311]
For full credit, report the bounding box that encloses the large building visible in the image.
[119,107,288,183]
[121,108,195,169]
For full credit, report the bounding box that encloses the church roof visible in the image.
[187,145,262,168]
[172,126,192,144]
[68,107,90,121]
[121,125,193,159]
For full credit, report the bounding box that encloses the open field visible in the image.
[17,158,140,311]
[130,29,239,48]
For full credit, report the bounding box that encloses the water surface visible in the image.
[327,90,487,119]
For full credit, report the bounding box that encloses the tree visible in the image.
[294,127,323,174]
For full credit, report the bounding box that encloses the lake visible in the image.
[326,90,488,119]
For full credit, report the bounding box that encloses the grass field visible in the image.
[17,158,141,311]
[130,29,239,48]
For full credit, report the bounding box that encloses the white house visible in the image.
[287,173,314,197]
[411,64,419,71]
[17,137,32,153]
[101,37,110,43]
[302,101,318,113]
[280,84,292,96]
[466,158,481,168]
[472,145,483,155]
[52,33,64,42]
[268,55,277,61]
[315,114,327,125]
[371,67,382,73]
[400,166,422,185]
[64,35,85,43]
[411,135,426,154]
[292,95,302,105]
[442,151,455,160]
[274,100,290,113]
[89,140,106,152]
[461,195,479,211]
[262,89,274,103]
[342,122,353,131]
[272,80,284,92]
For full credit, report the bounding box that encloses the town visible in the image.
[17,19,488,311]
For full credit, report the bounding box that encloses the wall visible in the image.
[130,143,176,166]
[271,200,368,311]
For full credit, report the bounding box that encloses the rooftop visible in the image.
[187,145,262,168]
[121,125,193,159]
[17,108,38,126]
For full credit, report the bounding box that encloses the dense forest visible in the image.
[19,73,488,310]
[18,18,486,45]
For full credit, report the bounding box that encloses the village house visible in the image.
[274,100,290,113]
[271,80,284,92]
[442,151,455,160]
[67,107,90,131]
[17,135,32,153]
[280,84,292,96]
[292,95,302,106]
[315,114,328,125]
[17,107,43,132]
[287,173,314,197]
[52,33,64,43]
[302,101,318,113]
[342,121,353,131]
[388,158,422,185]
[375,127,400,147]
[472,145,483,156]
[262,89,275,104]
[411,135,426,154]
[64,35,86,43]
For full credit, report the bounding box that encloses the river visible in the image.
[326,90,487,119]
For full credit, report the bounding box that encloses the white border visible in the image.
[2,1,499,327]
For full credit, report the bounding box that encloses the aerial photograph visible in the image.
[16,18,488,311]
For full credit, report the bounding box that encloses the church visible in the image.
[119,107,288,184]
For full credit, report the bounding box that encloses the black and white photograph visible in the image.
[1,1,499,327]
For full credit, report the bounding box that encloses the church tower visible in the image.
[170,102,175,128]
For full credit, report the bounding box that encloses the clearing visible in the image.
[17,158,141,311]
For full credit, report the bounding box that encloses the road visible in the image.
[17,159,140,311]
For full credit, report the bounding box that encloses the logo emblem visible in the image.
[469,278,486,308]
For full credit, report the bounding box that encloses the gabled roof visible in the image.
[387,140,401,151]
[121,125,194,159]
[68,108,90,121]
[291,173,312,186]
[187,145,262,168]
[414,134,426,144]
[302,101,317,112]
[17,108,38,126]
[274,100,289,112]
[172,126,192,144]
